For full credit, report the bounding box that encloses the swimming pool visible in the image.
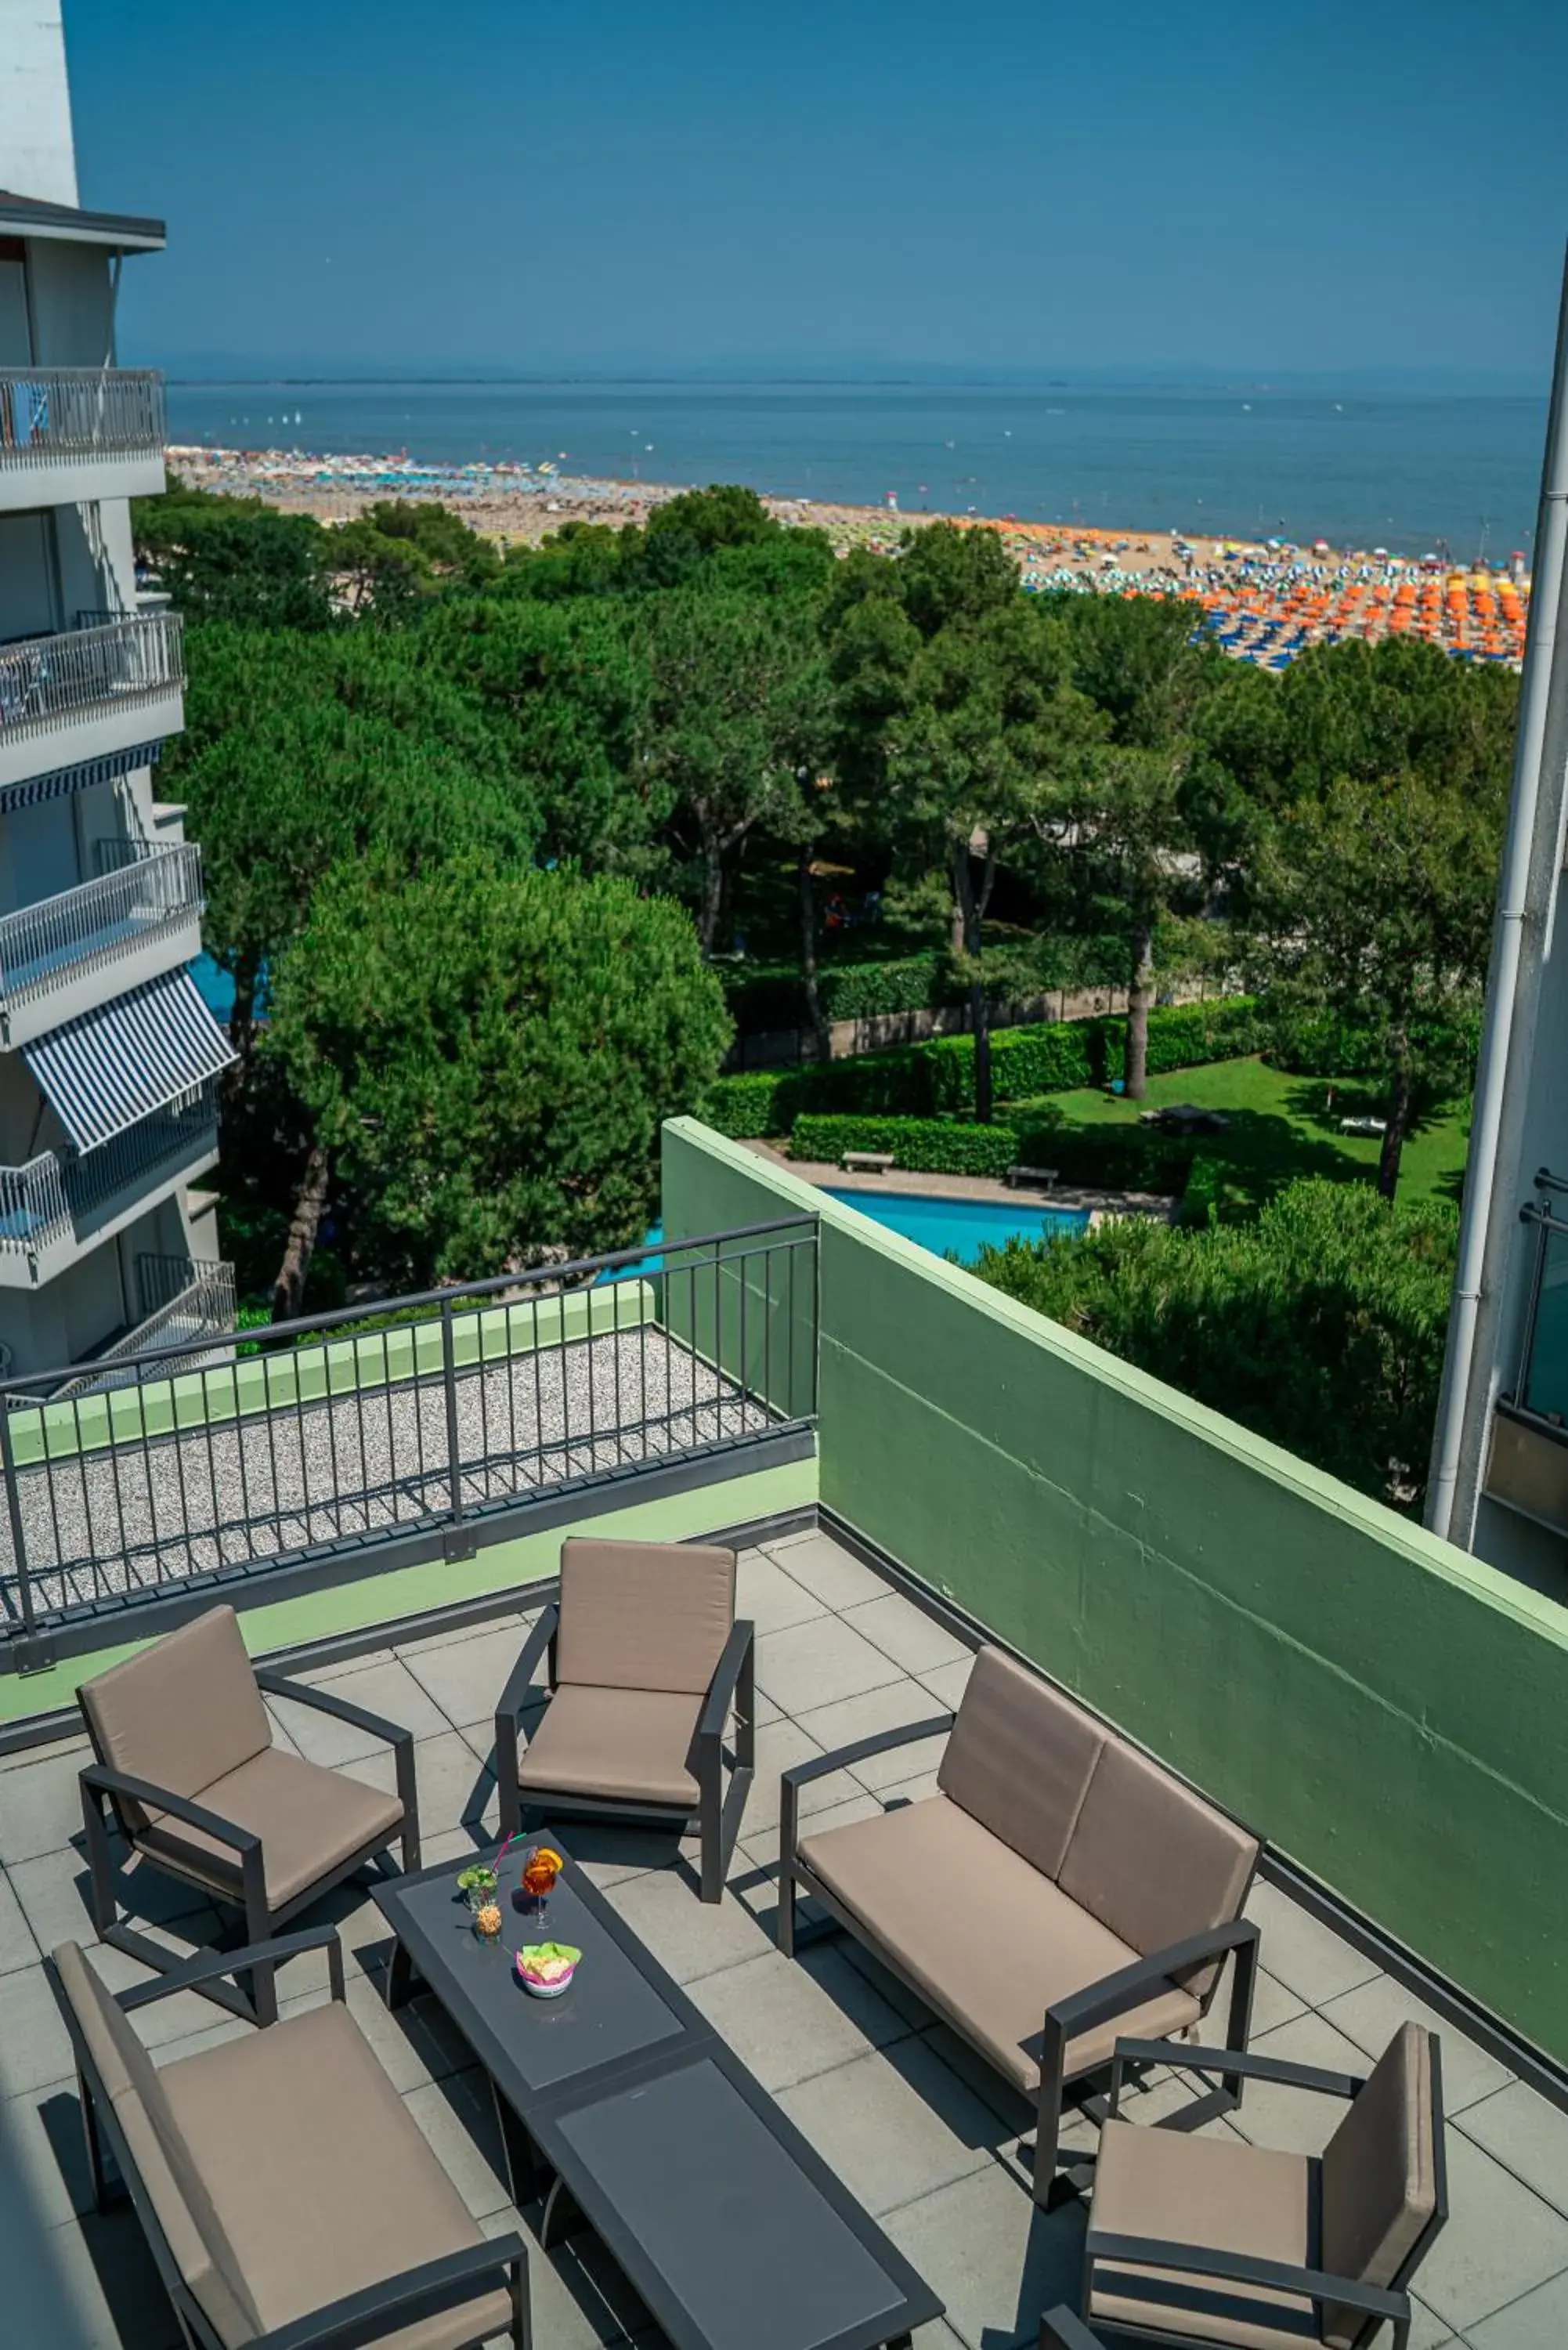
[825,1188,1088,1263]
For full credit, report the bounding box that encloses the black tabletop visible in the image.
[372,1838,943,2350]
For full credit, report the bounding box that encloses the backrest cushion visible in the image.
[1320,2023,1439,2350]
[53,1943,260,2346]
[937,1647,1104,1882]
[556,1538,735,1694]
[1057,1737,1258,1996]
[78,1607,270,1833]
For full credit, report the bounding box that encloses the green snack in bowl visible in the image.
[516,1942,580,1984]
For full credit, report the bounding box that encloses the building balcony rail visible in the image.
[52,1256,237,1399]
[0,843,203,1018]
[0,1086,220,1263]
[0,610,184,746]
[0,367,166,465]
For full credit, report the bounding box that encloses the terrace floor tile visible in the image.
[840,1591,974,1677]
[1244,1877,1382,2006]
[0,1865,40,1975]
[761,1529,892,1609]
[735,1548,830,1635]
[1416,2132,1568,2335]
[1319,1972,1516,2117]
[267,1655,450,1765]
[881,2163,1086,2350]
[753,1612,908,1715]
[399,1621,537,1730]
[793,1676,956,1791]
[1457,2081,1568,2220]
[685,1942,914,2092]
[1468,2266,1568,2348]
[776,2034,1002,2214]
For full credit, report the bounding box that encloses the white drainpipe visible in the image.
[1428,248,1568,1542]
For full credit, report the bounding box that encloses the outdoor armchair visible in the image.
[78,1603,421,2025]
[778,1643,1262,2204]
[51,1929,529,2350]
[493,1536,755,1902]
[1076,2019,1445,2348]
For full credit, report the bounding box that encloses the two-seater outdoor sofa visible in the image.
[779,1644,1263,2203]
[52,1929,529,2350]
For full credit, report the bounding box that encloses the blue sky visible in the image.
[63,0,1566,384]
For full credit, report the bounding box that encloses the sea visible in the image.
[165,378,1546,561]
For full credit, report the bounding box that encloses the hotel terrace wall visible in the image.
[662,1118,1568,2067]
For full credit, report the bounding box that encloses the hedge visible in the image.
[703,996,1270,1139]
[789,1114,1018,1179]
[1008,1116,1195,1194]
[721,935,1139,1036]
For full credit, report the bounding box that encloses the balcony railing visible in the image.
[0,1086,221,1260]
[0,1215,818,1632]
[0,611,184,743]
[0,368,166,465]
[52,1257,237,1400]
[0,844,203,1013]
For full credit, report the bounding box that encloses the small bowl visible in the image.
[515,1953,577,1999]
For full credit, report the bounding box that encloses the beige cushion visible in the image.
[800,1795,1198,2092]
[161,1998,511,2350]
[78,1607,271,1834]
[938,1647,1104,1882]
[135,1746,405,1913]
[555,1536,734,1695]
[1320,2023,1437,2350]
[1089,2115,1317,2349]
[52,1943,260,2347]
[1058,1736,1258,1998]
[518,1683,704,1808]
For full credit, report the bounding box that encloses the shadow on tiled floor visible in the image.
[1,1532,1565,2348]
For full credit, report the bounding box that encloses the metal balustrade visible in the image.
[0,611,184,740]
[0,1217,820,1645]
[0,368,166,464]
[0,844,203,1012]
[0,1087,221,1260]
[53,1259,237,1401]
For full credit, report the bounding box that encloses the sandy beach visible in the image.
[167,444,1531,667]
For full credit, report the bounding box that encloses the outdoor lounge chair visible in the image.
[1064,2019,1445,2349]
[777,1644,1262,2204]
[78,1604,421,2026]
[52,1929,529,2350]
[493,1536,755,1903]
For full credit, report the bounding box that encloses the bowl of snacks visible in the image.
[515,1942,580,2000]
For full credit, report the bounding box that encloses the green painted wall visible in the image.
[0,1455,816,1728]
[663,1119,1568,2063]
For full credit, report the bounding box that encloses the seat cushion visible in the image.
[1058,1736,1258,2000]
[1320,2023,1437,2350]
[1089,2116,1319,2350]
[135,1746,405,1914]
[161,2000,512,2350]
[938,1646,1104,1883]
[79,1606,271,1834]
[556,1536,734,1694]
[518,1683,703,1809]
[799,1795,1199,2092]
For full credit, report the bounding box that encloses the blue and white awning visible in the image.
[0,741,164,815]
[23,968,236,1153]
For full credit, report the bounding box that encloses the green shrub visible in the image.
[789,1114,1018,1179]
[1139,998,1268,1077]
[926,1020,1115,1109]
[1179,1152,1224,1227]
[1008,1114,1194,1193]
[700,1072,789,1137]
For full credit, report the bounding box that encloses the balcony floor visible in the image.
[2,1528,1566,2349]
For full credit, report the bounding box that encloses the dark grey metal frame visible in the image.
[1078,2034,1449,2350]
[776,1714,1261,2207]
[0,1213,818,1672]
[493,1597,757,1904]
[374,1842,941,2350]
[52,1925,530,2350]
[79,1667,421,2027]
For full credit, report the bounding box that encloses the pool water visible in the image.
[825,1188,1088,1263]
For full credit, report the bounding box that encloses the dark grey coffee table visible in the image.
[373,1838,942,2350]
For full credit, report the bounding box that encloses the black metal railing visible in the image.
[0,1217,818,1651]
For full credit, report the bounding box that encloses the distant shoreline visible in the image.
[166,443,1530,667]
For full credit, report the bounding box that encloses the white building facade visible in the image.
[0,2,233,1385]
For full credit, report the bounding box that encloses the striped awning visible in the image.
[23,968,236,1153]
[0,741,164,815]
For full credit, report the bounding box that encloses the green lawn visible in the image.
[1022,1056,1471,1210]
